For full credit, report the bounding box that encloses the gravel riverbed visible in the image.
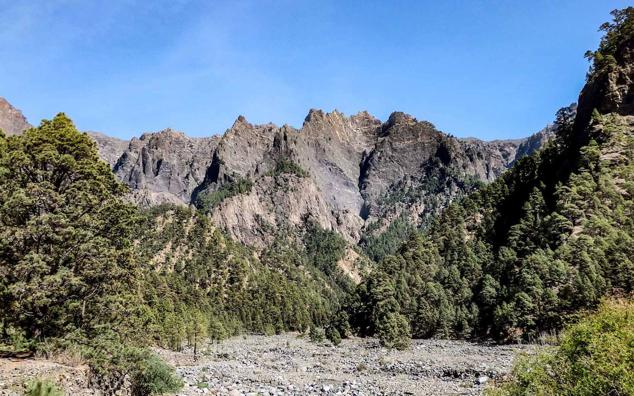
[158,334,536,396]
[0,334,535,395]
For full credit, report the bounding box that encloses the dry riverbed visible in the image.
[0,334,535,395]
[160,334,534,396]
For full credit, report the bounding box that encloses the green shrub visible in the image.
[196,177,253,211]
[208,319,228,342]
[25,379,63,396]
[488,298,634,396]
[376,312,411,350]
[263,324,276,336]
[325,326,341,346]
[309,326,325,343]
[86,333,182,395]
[130,354,183,396]
[268,159,308,178]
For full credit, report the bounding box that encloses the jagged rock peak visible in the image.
[386,111,417,126]
[351,110,377,121]
[304,108,326,124]
[350,111,381,129]
[303,108,348,125]
[0,97,31,136]
[381,112,438,138]
[232,115,252,129]
[139,128,187,141]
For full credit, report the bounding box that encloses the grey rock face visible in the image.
[0,95,551,248]
[113,129,220,206]
[356,113,537,233]
[575,39,634,134]
[189,110,550,247]
[514,125,555,161]
[87,131,129,168]
[0,97,31,136]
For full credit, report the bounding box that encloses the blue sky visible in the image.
[0,0,630,140]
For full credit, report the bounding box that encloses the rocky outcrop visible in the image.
[514,124,556,160]
[0,97,31,136]
[0,96,551,248]
[357,114,521,230]
[575,38,634,135]
[88,131,129,168]
[113,129,220,205]
[188,110,551,247]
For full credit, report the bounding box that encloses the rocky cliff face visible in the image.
[186,110,550,247]
[113,129,220,206]
[0,97,31,136]
[0,96,551,248]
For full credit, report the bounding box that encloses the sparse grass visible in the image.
[196,381,209,389]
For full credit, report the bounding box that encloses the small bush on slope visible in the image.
[487,297,634,396]
[25,379,63,396]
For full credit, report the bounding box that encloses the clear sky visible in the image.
[0,0,630,140]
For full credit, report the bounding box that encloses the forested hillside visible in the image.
[0,115,356,393]
[350,8,634,346]
[98,107,549,252]
[0,6,633,396]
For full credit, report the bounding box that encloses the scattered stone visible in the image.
[155,334,537,396]
[477,376,489,385]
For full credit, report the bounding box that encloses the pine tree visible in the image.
[0,114,141,344]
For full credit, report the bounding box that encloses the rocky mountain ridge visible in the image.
[109,108,554,248]
[0,96,553,248]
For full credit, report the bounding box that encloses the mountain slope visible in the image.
[88,131,129,168]
[350,10,634,343]
[113,129,220,206]
[0,96,551,251]
[165,110,548,248]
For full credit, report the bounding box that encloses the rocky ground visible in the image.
[0,334,535,395]
[0,356,92,396]
[161,334,535,396]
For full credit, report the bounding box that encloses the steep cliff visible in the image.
[188,110,549,248]
[113,129,220,206]
[0,96,550,249]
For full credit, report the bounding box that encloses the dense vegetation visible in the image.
[350,107,633,345]
[195,176,253,212]
[0,115,352,393]
[267,158,309,178]
[0,6,633,395]
[360,215,416,262]
[0,116,183,394]
[349,8,634,346]
[138,205,352,342]
[488,297,633,396]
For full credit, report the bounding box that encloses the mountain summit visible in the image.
[0,101,552,249]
